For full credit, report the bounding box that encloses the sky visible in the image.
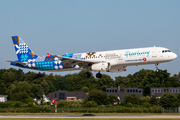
[0,0,180,79]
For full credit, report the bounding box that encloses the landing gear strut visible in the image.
[155,63,159,72]
[96,72,102,78]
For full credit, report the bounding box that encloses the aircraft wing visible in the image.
[51,55,101,67]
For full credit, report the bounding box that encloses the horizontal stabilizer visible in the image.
[6,60,28,66]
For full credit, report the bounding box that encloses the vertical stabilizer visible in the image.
[11,36,38,62]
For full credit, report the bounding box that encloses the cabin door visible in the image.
[152,47,157,57]
[118,53,123,60]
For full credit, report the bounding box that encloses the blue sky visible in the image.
[0,0,179,79]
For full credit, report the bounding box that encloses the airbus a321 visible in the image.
[7,36,177,78]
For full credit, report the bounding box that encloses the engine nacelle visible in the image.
[90,62,110,71]
[109,66,127,72]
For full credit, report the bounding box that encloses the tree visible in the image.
[123,94,140,105]
[57,100,68,107]
[41,80,49,94]
[53,75,73,91]
[140,96,151,104]
[140,96,151,107]
[0,69,6,79]
[9,81,34,103]
[83,101,98,107]
[84,90,107,105]
[105,94,119,105]
[24,71,37,83]
[14,69,24,82]
[150,95,159,105]
[67,70,98,91]
[31,84,43,100]
[1,71,17,87]
[177,93,180,102]
[0,81,7,95]
[97,74,114,91]
[81,87,89,92]
[67,73,84,91]
[159,92,177,107]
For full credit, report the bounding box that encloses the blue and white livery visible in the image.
[7,36,177,78]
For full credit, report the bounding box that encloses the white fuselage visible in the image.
[66,47,177,72]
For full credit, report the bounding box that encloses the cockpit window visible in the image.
[162,50,171,53]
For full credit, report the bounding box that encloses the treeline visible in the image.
[56,90,180,108]
[0,68,179,104]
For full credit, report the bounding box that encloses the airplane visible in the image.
[7,36,177,78]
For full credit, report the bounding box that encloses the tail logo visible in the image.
[15,43,29,55]
[29,51,35,57]
[20,54,28,61]
[11,36,39,61]
[12,36,19,45]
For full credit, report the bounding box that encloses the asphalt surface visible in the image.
[0,114,180,118]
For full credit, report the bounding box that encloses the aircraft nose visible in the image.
[172,53,177,60]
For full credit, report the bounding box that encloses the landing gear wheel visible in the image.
[84,72,91,78]
[155,63,159,72]
[96,72,102,78]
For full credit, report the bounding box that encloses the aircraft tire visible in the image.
[156,69,159,72]
[96,73,102,78]
[84,72,91,78]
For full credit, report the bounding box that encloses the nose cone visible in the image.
[172,53,177,60]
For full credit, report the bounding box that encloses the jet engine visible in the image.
[90,62,110,71]
[108,66,127,72]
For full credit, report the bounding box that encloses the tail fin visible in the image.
[11,36,38,62]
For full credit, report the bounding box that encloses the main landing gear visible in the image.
[84,72,102,78]
[96,72,102,78]
[84,72,91,78]
[155,63,159,72]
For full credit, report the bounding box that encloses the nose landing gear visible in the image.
[155,63,159,72]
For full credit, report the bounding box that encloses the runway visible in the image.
[1,114,180,118]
